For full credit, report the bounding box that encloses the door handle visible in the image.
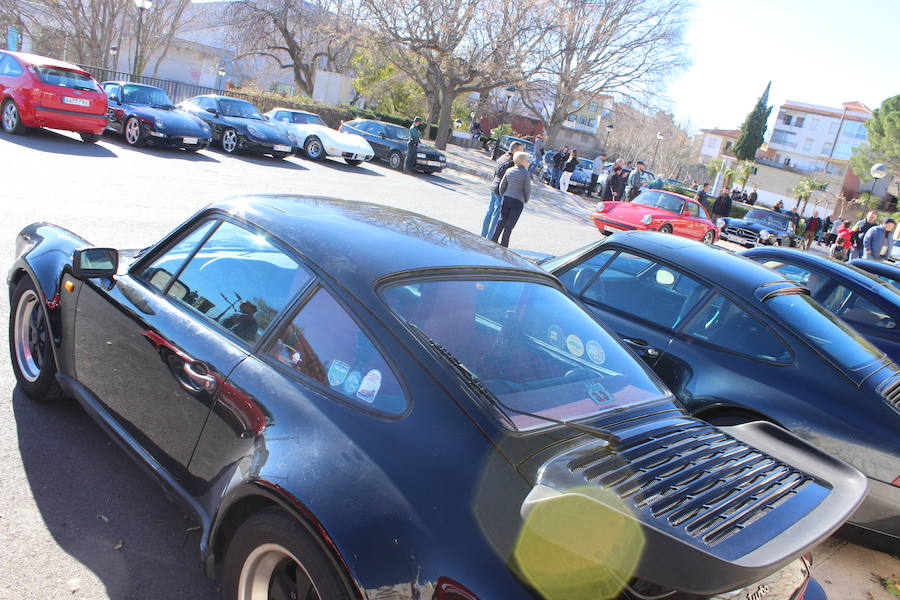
[183,361,217,392]
[622,337,660,358]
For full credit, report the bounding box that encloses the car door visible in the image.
[102,83,124,132]
[0,54,28,100]
[363,122,390,158]
[73,217,311,483]
[681,200,707,240]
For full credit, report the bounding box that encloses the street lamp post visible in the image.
[651,131,664,172]
[492,86,517,160]
[604,123,614,149]
[216,63,227,90]
[132,0,153,78]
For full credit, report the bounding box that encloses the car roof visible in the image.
[2,50,87,72]
[742,247,899,293]
[209,195,548,296]
[269,108,317,116]
[102,81,162,90]
[600,231,790,296]
[849,258,900,279]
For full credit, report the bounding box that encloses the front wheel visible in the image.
[345,158,363,167]
[222,508,352,600]
[9,277,65,402]
[659,224,673,234]
[124,117,144,146]
[702,230,716,245]
[388,150,403,170]
[304,136,324,160]
[2,99,26,134]
[221,128,240,154]
[80,132,101,144]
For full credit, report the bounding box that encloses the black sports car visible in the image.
[719,208,799,247]
[181,95,295,158]
[543,231,899,544]
[101,81,212,150]
[742,247,900,364]
[339,119,446,172]
[8,198,863,599]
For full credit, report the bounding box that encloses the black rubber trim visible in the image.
[34,106,107,120]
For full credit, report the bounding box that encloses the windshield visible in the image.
[37,67,101,92]
[634,190,684,214]
[766,293,884,371]
[383,278,667,431]
[122,84,173,107]
[290,112,326,126]
[219,98,263,119]
[745,210,791,231]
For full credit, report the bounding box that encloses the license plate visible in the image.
[426,160,443,167]
[182,137,198,145]
[62,97,90,107]
[724,233,748,243]
[273,145,291,152]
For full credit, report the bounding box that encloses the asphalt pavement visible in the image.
[0,128,896,599]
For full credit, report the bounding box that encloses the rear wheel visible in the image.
[702,230,716,245]
[2,99,26,134]
[388,150,403,170]
[9,277,65,402]
[80,132,101,144]
[304,136,324,160]
[223,508,352,600]
[345,159,363,167]
[659,224,673,234]
[124,117,144,146]
[221,128,240,154]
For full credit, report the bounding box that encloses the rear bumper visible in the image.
[32,106,107,134]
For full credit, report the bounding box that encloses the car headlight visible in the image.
[759,230,771,240]
[416,152,427,158]
[155,118,164,130]
[595,202,605,212]
[246,124,264,139]
[641,214,653,225]
[716,218,726,228]
[439,154,445,161]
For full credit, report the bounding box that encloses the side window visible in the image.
[683,202,700,218]
[195,97,214,111]
[268,288,407,415]
[583,252,709,329]
[105,84,120,100]
[760,260,826,295]
[161,221,311,344]
[820,284,896,329]
[683,295,791,362]
[141,220,217,294]
[275,111,290,122]
[557,250,615,293]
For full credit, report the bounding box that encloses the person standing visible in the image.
[601,165,624,201]
[824,216,842,247]
[481,142,523,238]
[802,211,821,250]
[588,153,607,196]
[748,187,758,205]
[863,218,896,261]
[694,183,711,212]
[832,222,853,261]
[711,188,732,222]
[404,117,423,173]
[559,149,579,193]
[551,146,569,188]
[491,152,532,247]
[626,161,645,201]
[772,200,784,213]
[530,134,545,177]
[850,211,879,259]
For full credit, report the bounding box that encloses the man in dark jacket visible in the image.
[747,188,758,205]
[694,183,711,212]
[550,146,569,188]
[625,161,645,200]
[481,142,523,237]
[802,211,821,250]
[404,116,423,172]
[711,189,732,222]
[601,165,624,201]
[850,210,879,259]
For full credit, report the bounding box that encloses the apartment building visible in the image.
[697,128,739,166]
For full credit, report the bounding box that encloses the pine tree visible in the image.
[732,82,772,162]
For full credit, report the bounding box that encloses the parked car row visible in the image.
[0,50,447,174]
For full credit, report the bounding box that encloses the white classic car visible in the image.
[265,108,375,166]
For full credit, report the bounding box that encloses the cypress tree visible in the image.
[732,82,772,161]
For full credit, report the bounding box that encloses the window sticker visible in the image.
[566,334,585,357]
[548,325,565,348]
[586,340,606,365]
[585,379,612,405]
[327,360,350,387]
[343,371,362,395]
[356,369,382,404]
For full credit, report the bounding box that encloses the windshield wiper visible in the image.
[407,323,621,445]
[151,104,174,110]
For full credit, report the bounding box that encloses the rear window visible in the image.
[766,293,884,370]
[36,66,101,92]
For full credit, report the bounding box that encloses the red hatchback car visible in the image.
[0,50,107,143]
[592,189,719,244]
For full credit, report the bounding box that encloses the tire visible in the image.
[702,230,716,245]
[388,150,403,170]
[9,277,66,402]
[221,128,240,154]
[222,508,352,600]
[80,132,101,144]
[124,116,144,147]
[2,99,26,134]
[345,159,363,167]
[659,225,673,234]
[304,136,324,160]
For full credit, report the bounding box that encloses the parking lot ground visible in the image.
[0,129,897,599]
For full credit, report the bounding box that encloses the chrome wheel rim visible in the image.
[306,139,322,158]
[223,130,238,153]
[125,119,140,145]
[389,153,401,169]
[3,102,18,131]
[237,543,320,600]
[14,289,46,383]
[704,231,714,244]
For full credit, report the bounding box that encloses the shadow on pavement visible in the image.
[210,149,309,170]
[313,157,384,176]
[101,135,220,163]
[0,128,117,158]
[12,386,219,600]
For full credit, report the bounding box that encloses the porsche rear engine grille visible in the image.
[880,377,900,410]
[567,421,813,547]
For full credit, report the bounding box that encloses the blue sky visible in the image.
[667,0,900,132]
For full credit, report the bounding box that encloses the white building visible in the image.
[766,100,872,178]
[697,128,739,166]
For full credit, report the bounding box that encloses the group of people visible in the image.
[481,141,532,247]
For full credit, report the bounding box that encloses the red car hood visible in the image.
[599,201,678,224]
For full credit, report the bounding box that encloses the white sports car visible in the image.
[265,108,374,166]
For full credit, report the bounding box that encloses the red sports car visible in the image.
[0,50,107,143]
[592,189,718,244]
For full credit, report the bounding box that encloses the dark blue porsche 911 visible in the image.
[8,197,864,599]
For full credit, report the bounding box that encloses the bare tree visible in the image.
[34,0,129,67]
[130,0,194,76]
[520,0,690,146]
[361,0,550,150]
[225,0,359,97]
[606,103,694,179]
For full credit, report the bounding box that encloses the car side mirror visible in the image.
[206,107,218,116]
[108,94,119,104]
[72,248,118,280]
[682,210,692,217]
